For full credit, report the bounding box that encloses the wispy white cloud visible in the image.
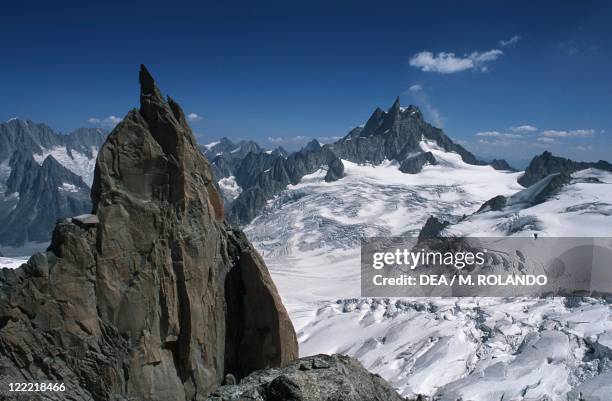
[557,40,600,56]
[537,137,560,144]
[477,139,513,147]
[87,115,122,128]
[409,49,503,74]
[187,112,203,122]
[540,129,595,138]
[499,35,520,47]
[510,124,537,133]
[318,136,342,143]
[408,84,422,92]
[475,131,521,139]
[403,84,444,127]
[267,135,310,143]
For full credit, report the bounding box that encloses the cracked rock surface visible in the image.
[0,65,297,401]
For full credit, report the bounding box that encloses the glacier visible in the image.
[244,141,612,400]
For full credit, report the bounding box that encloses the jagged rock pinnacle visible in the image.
[139,64,161,98]
[0,66,298,400]
[388,96,401,116]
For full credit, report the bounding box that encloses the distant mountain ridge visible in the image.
[213,99,516,225]
[0,119,107,250]
[0,119,105,164]
[329,98,487,172]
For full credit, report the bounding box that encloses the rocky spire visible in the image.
[1,66,297,401]
[389,96,401,115]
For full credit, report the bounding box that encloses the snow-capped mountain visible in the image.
[217,99,513,227]
[238,101,612,400]
[0,119,107,251]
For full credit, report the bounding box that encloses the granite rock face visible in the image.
[0,65,297,400]
[206,354,405,401]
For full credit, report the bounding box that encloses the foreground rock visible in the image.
[206,354,405,401]
[0,65,297,401]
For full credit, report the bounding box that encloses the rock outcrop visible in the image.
[206,354,405,401]
[0,65,297,401]
[476,194,507,213]
[488,158,515,171]
[519,151,612,187]
[417,216,449,240]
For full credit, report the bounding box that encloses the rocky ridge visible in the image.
[227,140,345,225]
[206,354,406,401]
[223,98,513,226]
[0,119,107,249]
[0,152,90,246]
[519,150,612,187]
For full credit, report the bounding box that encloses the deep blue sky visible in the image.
[1,0,611,166]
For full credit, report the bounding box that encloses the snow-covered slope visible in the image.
[33,146,99,186]
[0,256,28,269]
[245,141,522,327]
[245,142,612,400]
[447,168,612,237]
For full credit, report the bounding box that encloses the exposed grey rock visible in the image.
[205,354,405,401]
[477,194,507,213]
[531,172,571,204]
[302,139,321,153]
[0,119,106,166]
[0,120,106,248]
[202,138,266,181]
[417,216,449,240]
[228,146,344,225]
[519,151,612,187]
[399,151,436,174]
[324,156,344,182]
[271,146,289,158]
[0,65,297,401]
[488,158,515,171]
